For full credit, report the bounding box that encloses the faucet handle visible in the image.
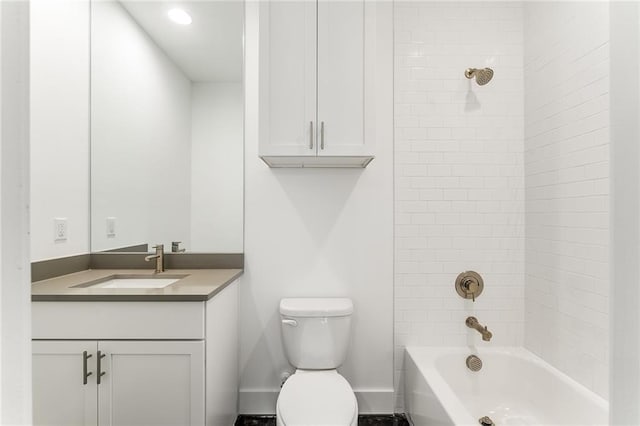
[455,271,484,302]
[172,241,186,253]
[461,277,480,302]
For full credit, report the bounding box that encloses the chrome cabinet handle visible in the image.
[309,121,314,149]
[97,351,106,384]
[282,319,298,327]
[321,121,325,150]
[82,351,93,385]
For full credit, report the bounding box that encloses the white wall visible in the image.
[90,0,191,252]
[30,0,90,261]
[523,1,610,399]
[240,2,394,414]
[0,1,32,423]
[610,2,640,423]
[190,83,243,253]
[394,1,525,410]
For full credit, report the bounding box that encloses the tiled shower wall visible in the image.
[523,2,609,399]
[394,2,525,408]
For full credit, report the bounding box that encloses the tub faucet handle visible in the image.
[455,271,484,302]
[461,277,479,301]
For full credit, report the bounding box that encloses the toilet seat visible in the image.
[277,370,358,426]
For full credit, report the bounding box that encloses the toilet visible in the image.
[276,298,358,426]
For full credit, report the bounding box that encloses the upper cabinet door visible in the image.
[317,0,371,157]
[259,1,317,156]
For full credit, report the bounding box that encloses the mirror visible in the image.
[90,0,244,253]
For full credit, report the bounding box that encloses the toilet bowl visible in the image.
[276,370,357,426]
[276,298,357,426]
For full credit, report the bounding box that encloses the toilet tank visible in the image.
[280,298,353,370]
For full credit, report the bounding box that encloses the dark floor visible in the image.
[235,414,410,426]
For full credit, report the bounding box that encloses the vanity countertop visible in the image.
[31,268,243,301]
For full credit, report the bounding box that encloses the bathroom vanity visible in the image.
[29,0,246,423]
[31,269,241,426]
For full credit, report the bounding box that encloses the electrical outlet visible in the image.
[106,217,116,238]
[54,218,68,242]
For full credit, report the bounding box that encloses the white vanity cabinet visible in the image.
[32,280,238,426]
[33,340,204,426]
[257,0,392,167]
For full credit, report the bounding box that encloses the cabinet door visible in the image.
[97,341,204,426]
[317,0,372,156]
[33,340,98,426]
[259,1,317,156]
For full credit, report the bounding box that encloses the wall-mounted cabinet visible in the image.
[258,1,390,168]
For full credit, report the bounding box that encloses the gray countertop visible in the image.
[31,268,243,301]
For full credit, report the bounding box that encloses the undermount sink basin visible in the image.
[90,278,180,289]
[72,274,188,289]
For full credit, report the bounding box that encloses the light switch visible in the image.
[106,217,116,238]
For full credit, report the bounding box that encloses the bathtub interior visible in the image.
[405,347,608,426]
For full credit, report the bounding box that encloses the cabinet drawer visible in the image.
[32,301,204,339]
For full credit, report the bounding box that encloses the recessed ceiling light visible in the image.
[168,8,192,25]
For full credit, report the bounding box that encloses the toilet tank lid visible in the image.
[280,298,353,317]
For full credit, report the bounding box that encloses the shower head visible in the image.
[465,67,494,86]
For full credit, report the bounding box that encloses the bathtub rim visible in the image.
[404,346,608,425]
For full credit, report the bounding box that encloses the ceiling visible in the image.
[121,1,243,82]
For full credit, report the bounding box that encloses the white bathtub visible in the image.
[404,347,608,426]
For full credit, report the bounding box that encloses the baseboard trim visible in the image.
[239,388,395,415]
[235,414,410,425]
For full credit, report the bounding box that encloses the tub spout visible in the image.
[466,316,492,341]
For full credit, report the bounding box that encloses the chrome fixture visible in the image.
[145,244,165,273]
[479,416,495,426]
[171,241,185,253]
[465,67,494,86]
[466,316,493,341]
[455,271,484,302]
[466,354,483,372]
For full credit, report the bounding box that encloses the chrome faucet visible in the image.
[171,241,185,253]
[145,244,165,273]
[466,316,493,341]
